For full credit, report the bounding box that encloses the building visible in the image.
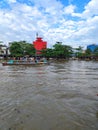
[0,44,8,57]
[33,36,47,55]
[0,43,10,59]
[87,44,98,52]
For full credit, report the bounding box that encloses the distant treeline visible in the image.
[1,41,98,60]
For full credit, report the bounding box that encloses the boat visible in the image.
[2,59,49,66]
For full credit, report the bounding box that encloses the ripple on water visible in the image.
[0,61,98,130]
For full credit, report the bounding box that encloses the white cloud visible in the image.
[0,0,98,48]
[64,5,76,15]
[7,0,17,3]
[72,0,98,18]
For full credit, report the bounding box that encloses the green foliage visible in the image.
[75,46,84,57]
[41,48,54,57]
[41,42,73,58]
[8,40,93,59]
[9,41,35,57]
[53,42,72,58]
[10,42,23,57]
[93,47,98,56]
[85,48,92,56]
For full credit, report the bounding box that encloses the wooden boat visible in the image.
[2,60,49,66]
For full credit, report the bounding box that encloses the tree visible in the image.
[24,43,35,56]
[75,46,83,58]
[63,45,73,58]
[85,48,92,57]
[10,42,23,57]
[9,41,35,57]
[93,47,98,56]
[53,42,72,59]
[41,48,54,58]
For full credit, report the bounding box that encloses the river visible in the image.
[0,60,98,130]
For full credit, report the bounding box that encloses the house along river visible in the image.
[0,60,98,130]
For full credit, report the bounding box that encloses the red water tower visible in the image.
[33,36,47,55]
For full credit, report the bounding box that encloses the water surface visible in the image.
[0,60,98,130]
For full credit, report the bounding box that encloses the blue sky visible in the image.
[0,0,98,49]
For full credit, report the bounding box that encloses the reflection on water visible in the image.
[0,60,98,130]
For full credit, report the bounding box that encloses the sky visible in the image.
[0,0,98,49]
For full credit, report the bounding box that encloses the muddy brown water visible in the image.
[0,60,98,130]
